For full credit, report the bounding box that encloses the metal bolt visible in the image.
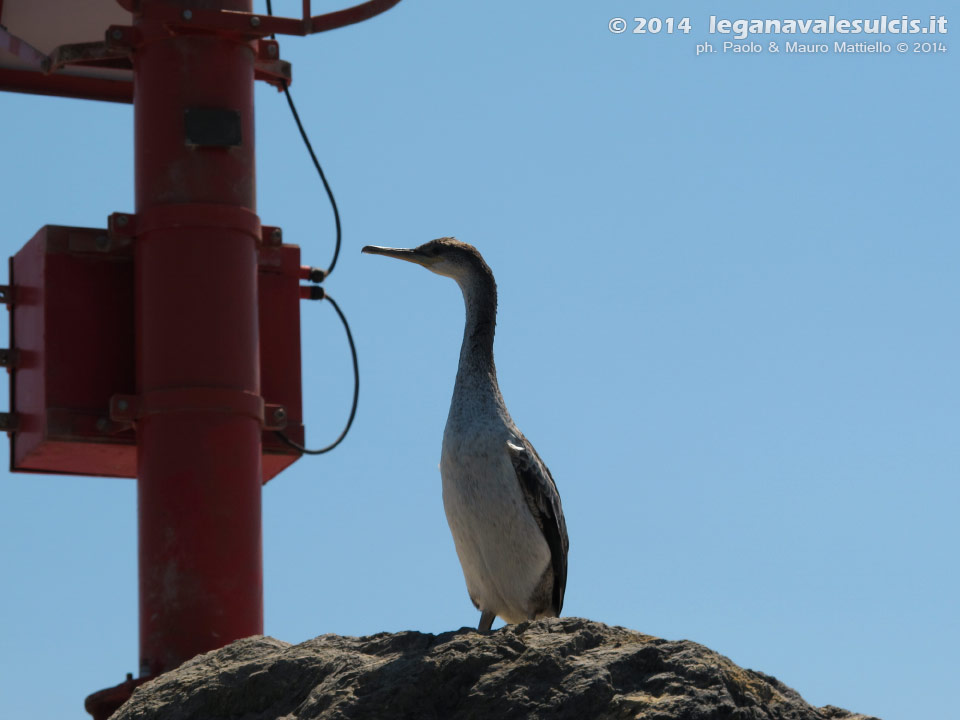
[267,44,278,58]
[250,15,261,27]
[95,235,109,251]
[182,9,193,20]
[111,29,124,41]
[115,214,128,227]
[117,399,129,411]
[272,407,287,424]
[271,228,282,243]
[96,417,109,432]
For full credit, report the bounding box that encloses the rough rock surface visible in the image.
[113,618,879,720]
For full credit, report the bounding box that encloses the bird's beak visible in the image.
[361,245,433,268]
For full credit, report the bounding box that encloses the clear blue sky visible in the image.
[1,2,956,719]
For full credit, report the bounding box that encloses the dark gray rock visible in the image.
[113,618,879,720]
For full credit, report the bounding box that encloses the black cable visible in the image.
[279,85,342,279]
[275,293,359,455]
[265,1,358,455]
[266,0,342,279]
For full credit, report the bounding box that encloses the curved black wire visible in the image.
[266,0,342,278]
[275,294,359,455]
[279,85,342,278]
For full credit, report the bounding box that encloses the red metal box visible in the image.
[7,225,303,482]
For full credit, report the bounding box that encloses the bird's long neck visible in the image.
[453,272,504,409]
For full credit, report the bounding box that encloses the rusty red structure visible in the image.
[0,1,400,717]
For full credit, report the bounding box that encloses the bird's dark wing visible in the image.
[507,435,569,615]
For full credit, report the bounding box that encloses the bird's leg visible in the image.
[478,611,496,632]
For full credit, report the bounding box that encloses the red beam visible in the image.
[122,0,402,37]
[0,67,133,103]
[132,0,262,680]
[0,25,132,103]
[309,0,403,34]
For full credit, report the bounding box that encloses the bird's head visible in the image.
[362,237,493,287]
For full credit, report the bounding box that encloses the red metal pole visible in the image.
[133,0,262,678]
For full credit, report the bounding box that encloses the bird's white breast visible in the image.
[440,401,551,624]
